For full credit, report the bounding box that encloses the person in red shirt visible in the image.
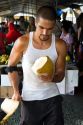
[6,23,22,45]
[0,32,6,54]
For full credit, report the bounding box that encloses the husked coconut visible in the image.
[32,56,54,76]
[1,98,19,115]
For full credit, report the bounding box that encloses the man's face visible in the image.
[35,17,55,41]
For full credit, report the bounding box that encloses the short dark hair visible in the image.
[61,20,71,33]
[36,5,56,21]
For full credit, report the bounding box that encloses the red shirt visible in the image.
[6,23,22,45]
[0,32,6,54]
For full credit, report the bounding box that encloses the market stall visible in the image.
[0,63,78,98]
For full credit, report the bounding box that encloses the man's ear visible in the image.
[35,18,39,27]
[35,20,37,27]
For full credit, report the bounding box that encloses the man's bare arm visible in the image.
[8,34,29,100]
[53,39,67,83]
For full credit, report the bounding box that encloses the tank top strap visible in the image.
[28,32,33,47]
[51,33,56,49]
[28,32,56,52]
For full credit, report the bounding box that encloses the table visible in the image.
[0,64,79,96]
[57,64,79,94]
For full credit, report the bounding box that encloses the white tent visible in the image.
[62,7,82,24]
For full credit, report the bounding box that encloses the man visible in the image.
[8,6,67,125]
[19,16,29,34]
[6,23,22,45]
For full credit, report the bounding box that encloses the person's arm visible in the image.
[39,39,67,83]
[53,38,67,83]
[8,34,29,101]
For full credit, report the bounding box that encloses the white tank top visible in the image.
[22,32,60,101]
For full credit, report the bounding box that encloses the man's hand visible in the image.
[39,74,53,82]
[12,91,22,101]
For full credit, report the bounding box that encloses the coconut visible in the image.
[32,56,54,76]
[1,98,19,115]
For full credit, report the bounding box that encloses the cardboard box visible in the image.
[0,86,13,98]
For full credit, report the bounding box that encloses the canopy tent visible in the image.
[61,4,82,24]
[0,0,83,16]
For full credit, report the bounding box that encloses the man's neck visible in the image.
[32,32,52,49]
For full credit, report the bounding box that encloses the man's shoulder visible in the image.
[14,33,30,51]
[56,38,67,53]
[56,38,66,46]
[19,33,29,43]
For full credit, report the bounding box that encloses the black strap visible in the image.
[6,66,18,73]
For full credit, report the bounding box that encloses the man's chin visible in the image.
[40,39,48,41]
[39,37,49,41]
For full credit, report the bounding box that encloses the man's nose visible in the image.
[42,29,48,35]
